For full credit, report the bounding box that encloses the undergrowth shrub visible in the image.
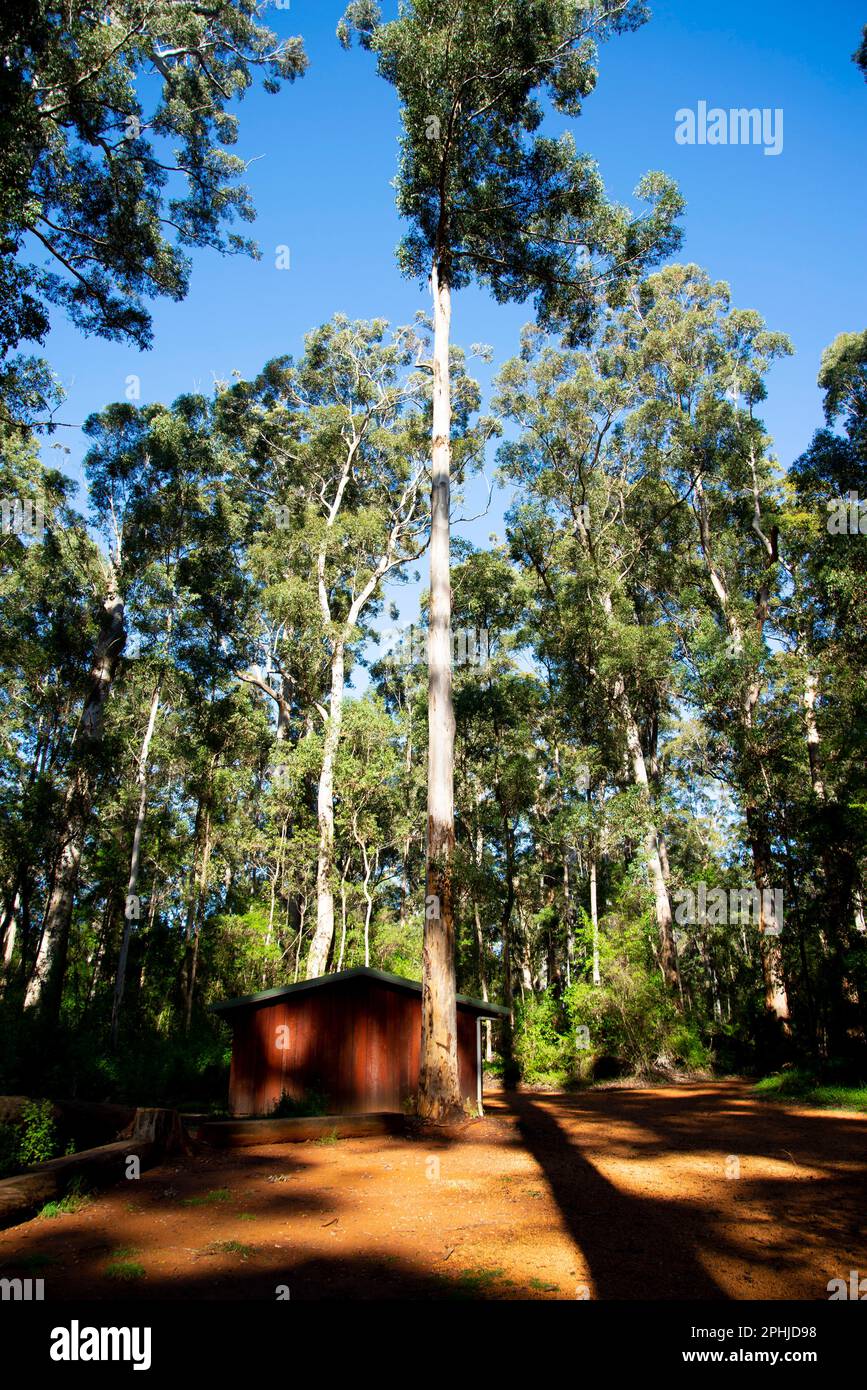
[512,992,573,1085]
[18,1099,58,1165]
[269,1087,327,1118]
[0,1099,60,1177]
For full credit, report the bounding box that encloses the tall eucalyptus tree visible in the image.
[339,0,682,1116]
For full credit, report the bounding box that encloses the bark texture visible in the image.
[418,259,461,1120]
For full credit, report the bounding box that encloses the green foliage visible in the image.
[0,1099,60,1175]
[270,1089,327,1119]
[0,1,307,424]
[754,1068,867,1112]
[854,24,867,80]
[566,966,674,1077]
[513,992,574,1086]
[511,965,711,1088]
[339,0,682,339]
[666,1022,713,1073]
[18,1098,58,1166]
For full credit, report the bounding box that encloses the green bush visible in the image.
[666,1021,712,1072]
[565,961,674,1075]
[269,1087,327,1118]
[18,1099,58,1166]
[0,1099,60,1176]
[513,992,574,1086]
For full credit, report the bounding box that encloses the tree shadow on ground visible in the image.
[496,1085,867,1299]
[502,1091,726,1298]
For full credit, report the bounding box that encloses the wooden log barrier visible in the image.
[0,1138,156,1231]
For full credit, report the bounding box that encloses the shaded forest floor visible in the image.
[1,1081,864,1300]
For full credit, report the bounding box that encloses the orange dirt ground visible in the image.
[0,1081,864,1300]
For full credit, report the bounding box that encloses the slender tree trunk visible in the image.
[594,583,678,990]
[138,878,160,999]
[419,256,461,1120]
[563,851,574,987]
[338,867,349,972]
[471,799,489,1002]
[24,583,126,1023]
[182,797,213,1035]
[471,815,494,1062]
[293,900,306,982]
[613,669,679,990]
[498,814,519,1084]
[590,853,601,986]
[360,843,375,969]
[110,682,161,1047]
[745,807,790,1029]
[472,900,487,995]
[306,641,346,978]
[802,669,826,800]
[472,896,494,1062]
[1,889,20,988]
[85,895,114,1016]
[263,817,289,988]
[399,715,414,932]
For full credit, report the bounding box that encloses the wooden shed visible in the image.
[211,967,509,1118]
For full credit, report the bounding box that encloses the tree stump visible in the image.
[119,1108,189,1154]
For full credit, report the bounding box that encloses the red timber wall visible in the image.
[226,975,481,1116]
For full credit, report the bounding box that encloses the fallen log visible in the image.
[193,1112,405,1148]
[0,1139,156,1231]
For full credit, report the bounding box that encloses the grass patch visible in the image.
[315,1129,339,1146]
[105,1260,146,1282]
[447,1266,513,1298]
[238,1212,256,1221]
[753,1069,867,1113]
[182,1187,232,1207]
[38,1189,90,1219]
[529,1276,559,1292]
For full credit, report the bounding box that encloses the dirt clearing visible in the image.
[1,1081,864,1300]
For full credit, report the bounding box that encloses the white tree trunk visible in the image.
[612,667,679,989]
[1,891,20,983]
[590,853,600,986]
[802,669,826,800]
[418,258,461,1120]
[306,643,346,978]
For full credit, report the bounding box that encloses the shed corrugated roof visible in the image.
[209,966,509,1017]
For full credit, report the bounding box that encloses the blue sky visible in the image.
[36,0,867,663]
